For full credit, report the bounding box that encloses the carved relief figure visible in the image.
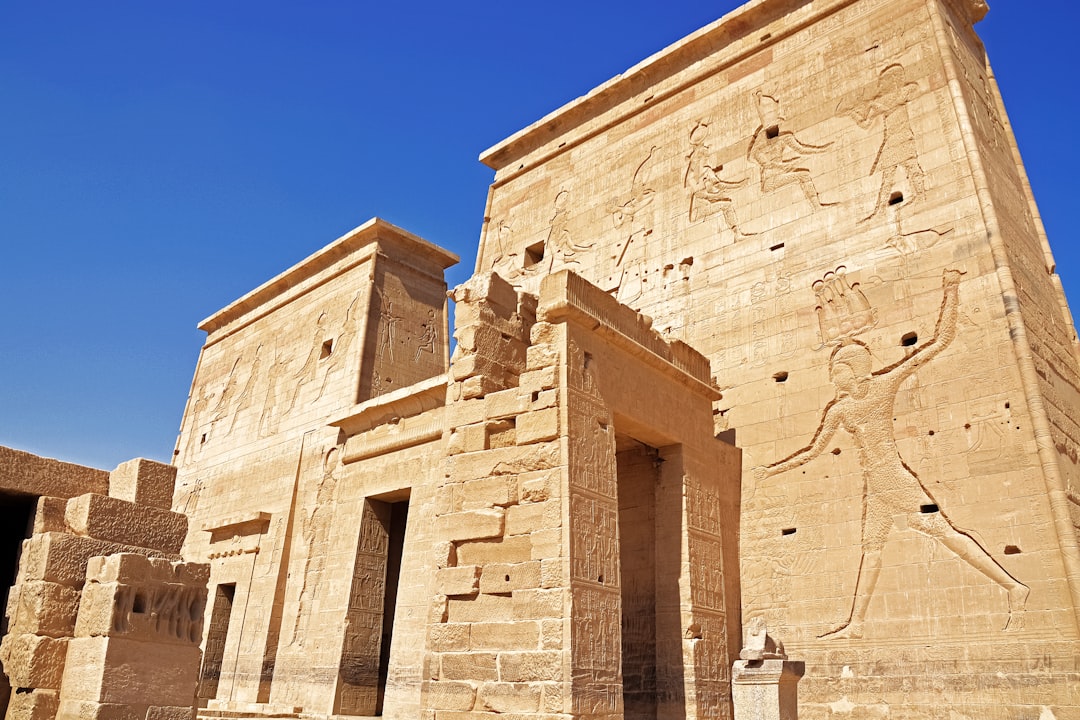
[487,218,513,270]
[685,122,753,239]
[258,347,291,438]
[183,383,216,459]
[315,291,361,401]
[287,311,329,414]
[840,63,927,221]
[290,445,341,647]
[377,293,403,363]
[754,270,1028,638]
[414,309,438,362]
[813,266,877,346]
[209,356,242,434]
[747,91,834,208]
[611,146,658,268]
[228,344,263,435]
[546,190,594,264]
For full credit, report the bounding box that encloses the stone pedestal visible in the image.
[731,659,804,720]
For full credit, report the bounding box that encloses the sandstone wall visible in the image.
[476,0,1080,715]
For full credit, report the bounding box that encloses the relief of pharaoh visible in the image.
[753,269,1028,638]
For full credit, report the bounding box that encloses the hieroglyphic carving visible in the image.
[685,122,752,239]
[813,266,877,347]
[337,497,391,715]
[570,492,619,586]
[113,584,206,643]
[571,584,622,715]
[747,91,834,208]
[839,63,927,221]
[754,270,1029,638]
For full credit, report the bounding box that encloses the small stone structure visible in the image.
[0,457,208,720]
[731,618,803,720]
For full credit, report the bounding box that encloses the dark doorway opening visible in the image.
[0,491,39,716]
[198,583,237,701]
[616,437,660,720]
[376,498,408,716]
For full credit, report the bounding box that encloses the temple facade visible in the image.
[3,0,1079,718]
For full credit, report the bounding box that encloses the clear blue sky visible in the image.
[2,1,1077,470]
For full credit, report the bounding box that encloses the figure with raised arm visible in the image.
[754,269,1027,638]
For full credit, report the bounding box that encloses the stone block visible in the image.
[5,687,59,720]
[479,562,541,595]
[0,634,68,689]
[54,700,145,720]
[511,589,564,620]
[422,680,477,711]
[506,500,559,536]
[85,552,209,587]
[31,497,69,534]
[65,494,187,553]
[497,651,562,682]
[526,343,560,371]
[469,621,540,651]
[108,458,176,510]
[436,566,481,597]
[530,528,562,560]
[456,536,532,566]
[458,373,508,400]
[440,652,498,681]
[59,636,202,706]
[15,533,169,588]
[461,476,517,510]
[477,682,542,713]
[515,408,560,445]
[428,623,471,652]
[518,366,558,394]
[145,707,196,720]
[5,580,81,638]
[484,388,530,420]
[434,541,457,569]
[447,423,488,456]
[540,620,563,650]
[451,272,521,317]
[75,578,206,645]
[435,509,504,542]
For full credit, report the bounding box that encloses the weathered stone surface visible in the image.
[0,633,68,689]
[64,494,187,553]
[5,580,81,638]
[107,458,176,510]
[0,445,109,499]
[59,636,202,706]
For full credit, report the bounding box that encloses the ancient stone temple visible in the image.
[3,0,1080,718]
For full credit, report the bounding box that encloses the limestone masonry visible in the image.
[2,0,1079,718]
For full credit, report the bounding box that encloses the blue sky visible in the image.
[1,1,1077,470]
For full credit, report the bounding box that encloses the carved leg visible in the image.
[819,549,883,639]
[913,513,1028,630]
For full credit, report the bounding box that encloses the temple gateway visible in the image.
[2,0,1079,718]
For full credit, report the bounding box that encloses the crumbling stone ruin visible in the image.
[2,0,1080,718]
